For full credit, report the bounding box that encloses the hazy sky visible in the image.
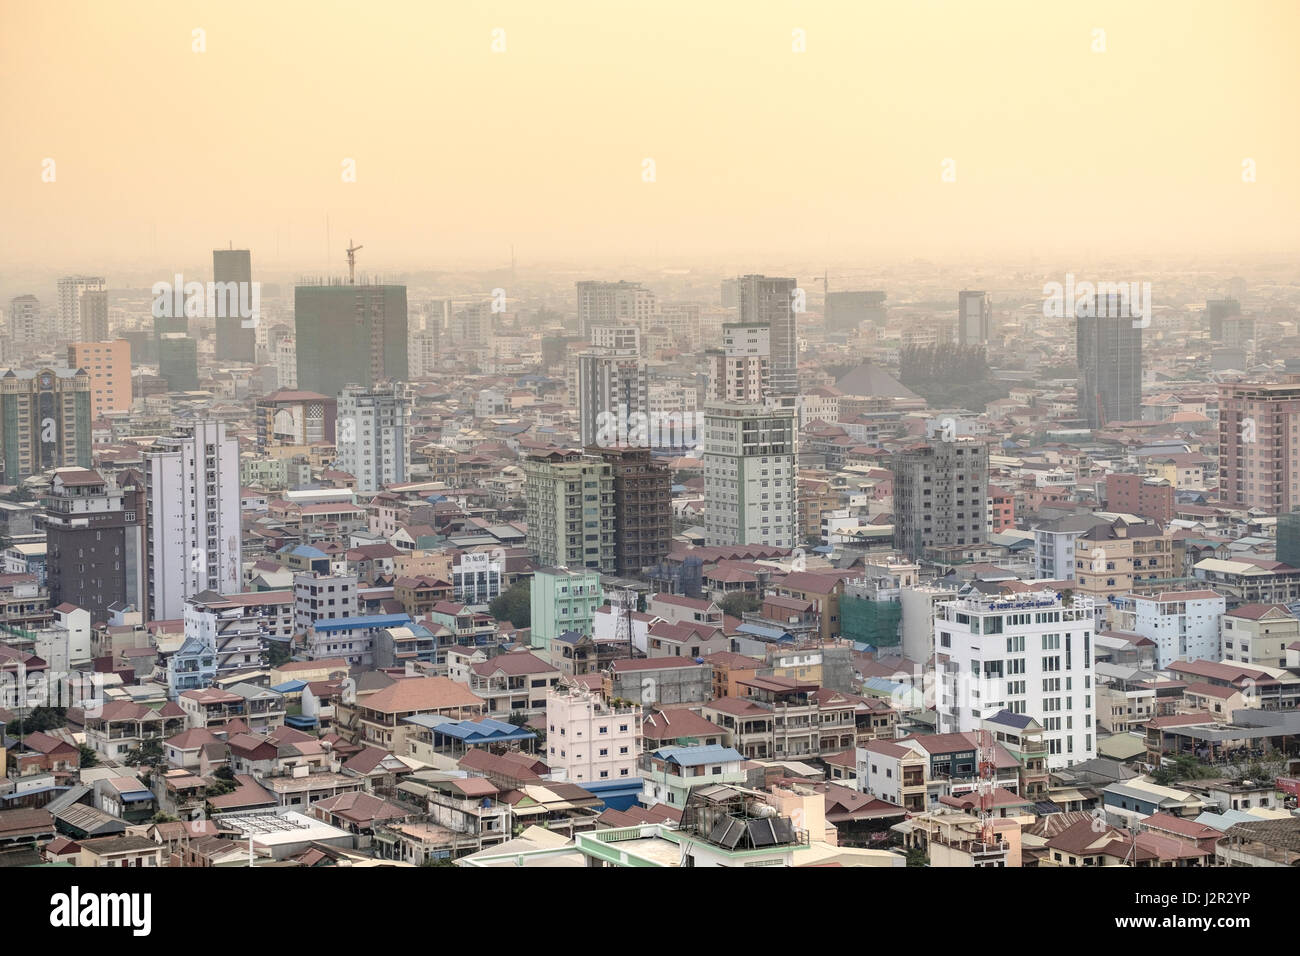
[2,0,1297,275]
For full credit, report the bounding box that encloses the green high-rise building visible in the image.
[294,284,408,398]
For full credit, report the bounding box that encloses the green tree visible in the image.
[719,592,760,618]
[78,744,99,768]
[9,706,67,737]
[905,845,928,867]
[124,737,164,768]
[490,580,532,629]
[265,641,292,667]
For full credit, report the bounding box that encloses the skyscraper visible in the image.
[144,421,241,620]
[957,290,991,345]
[8,295,42,351]
[213,248,255,362]
[893,438,989,559]
[737,275,797,397]
[1218,382,1300,512]
[1075,295,1142,429]
[0,368,92,483]
[825,290,887,334]
[56,276,106,344]
[68,341,132,418]
[337,382,411,493]
[158,332,199,391]
[578,327,648,448]
[706,323,769,403]
[295,284,408,398]
[575,280,656,339]
[702,401,797,548]
[79,289,109,342]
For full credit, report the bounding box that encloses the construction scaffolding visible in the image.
[839,595,902,649]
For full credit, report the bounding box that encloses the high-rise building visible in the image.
[706,323,769,403]
[957,290,991,345]
[275,335,297,389]
[57,276,106,343]
[825,290,887,333]
[578,328,648,448]
[0,367,92,483]
[144,421,241,621]
[68,341,132,419]
[934,590,1097,769]
[255,389,337,452]
[523,450,615,571]
[452,300,492,347]
[893,438,989,559]
[702,401,797,548]
[8,295,43,350]
[1075,295,1142,429]
[337,382,411,493]
[213,248,255,361]
[158,332,199,391]
[294,284,408,398]
[79,289,109,342]
[44,467,146,623]
[1205,297,1241,342]
[1218,381,1300,511]
[576,280,656,338]
[736,275,797,397]
[589,445,672,576]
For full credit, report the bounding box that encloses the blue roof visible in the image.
[736,623,794,641]
[280,544,328,558]
[415,717,537,744]
[270,680,308,693]
[652,745,743,767]
[313,613,412,632]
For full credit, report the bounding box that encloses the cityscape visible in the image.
[0,0,1296,924]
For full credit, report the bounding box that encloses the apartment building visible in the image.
[590,445,672,576]
[1111,589,1226,669]
[530,566,602,651]
[702,401,798,549]
[523,450,615,571]
[1072,519,1184,615]
[892,438,988,560]
[1221,603,1299,668]
[1217,381,1300,511]
[546,680,641,786]
[935,590,1097,769]
[67,340,131,418]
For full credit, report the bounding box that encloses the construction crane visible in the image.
[346,239,363,284]
[975,728,998,847]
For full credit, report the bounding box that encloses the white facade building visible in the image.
[1113,589,1226,669]
[337,382,411,494]
[702,401,797,548]
[145,421,242,621]
[275,335,298,389]
[545,681,641,786]
[935,591,1096,769]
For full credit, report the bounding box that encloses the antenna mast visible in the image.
[975,728,997,847]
